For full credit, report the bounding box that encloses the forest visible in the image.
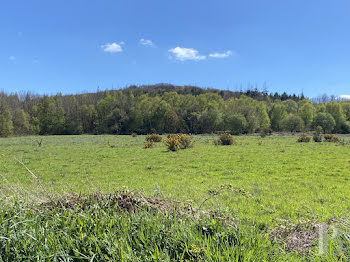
[0,84,349,136]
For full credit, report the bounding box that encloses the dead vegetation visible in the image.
[269,219,320,253]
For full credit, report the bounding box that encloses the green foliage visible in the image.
[0,108,13,137]
[297,135,311,143]
[326,101,346,133]
[0,86,349,136]
[146,134,162,142]
[299,102,315,127]
[225,114,247,135]
[34,96,66,135]
[269,104,287,131]
[312,112,336,133]
[340,121,350,134]
[0,199,284,261]
[12,109,32,135]
[131,132,137,137]
[281,115,304,133]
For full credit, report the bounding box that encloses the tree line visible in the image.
[0,84,349,137]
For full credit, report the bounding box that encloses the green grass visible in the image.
[0,134,350,260]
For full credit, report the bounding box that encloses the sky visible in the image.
[1,0,350,98]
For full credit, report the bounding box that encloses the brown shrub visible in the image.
[144,141,154,149]
[323,134,340,143]
[214,133,237,146]
[166,134,193,151]
[146,134,162,142]
[297,135,311,143]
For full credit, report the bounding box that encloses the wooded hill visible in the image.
[0,84,349,136]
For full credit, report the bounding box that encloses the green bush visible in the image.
[297,135,311,143]
[146,134,162,142]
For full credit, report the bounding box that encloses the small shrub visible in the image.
[146,134,162,143]
[166,135,181,151]
[313,133,322,143]
[144,141,154,149]
[177,134,193,149]
[297,135,311,143]
[166,134,193,151]
[324,134,340,143]
[131,133,137,137]
[218,133,237,146]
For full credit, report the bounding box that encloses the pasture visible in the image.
[1,134,350,260]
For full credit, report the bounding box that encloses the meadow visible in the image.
[1,134,350,261]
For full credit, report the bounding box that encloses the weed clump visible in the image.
[144,141,154,149]
[146,134,162,143]
[324,134,340,143]
[214,133,237,146]
[297,135,311,143]
[131,133,137,137]
[166,134,193,151]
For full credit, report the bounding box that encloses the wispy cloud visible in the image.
[9,56,15,61]
[101,42,123,53]
[168,47,206,61]
[339,94,350,100]
[209,50,234,58]
[140,38,154,47]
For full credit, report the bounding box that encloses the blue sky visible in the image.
[1,0,350,98]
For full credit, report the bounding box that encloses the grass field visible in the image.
[1,134,350,260]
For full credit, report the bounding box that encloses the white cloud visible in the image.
[339,94,350,100]
[209,50,233,58]
[101,42,123,53]
[168,47,206,61]
[140,38,154,47]
[9,56,15,61]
